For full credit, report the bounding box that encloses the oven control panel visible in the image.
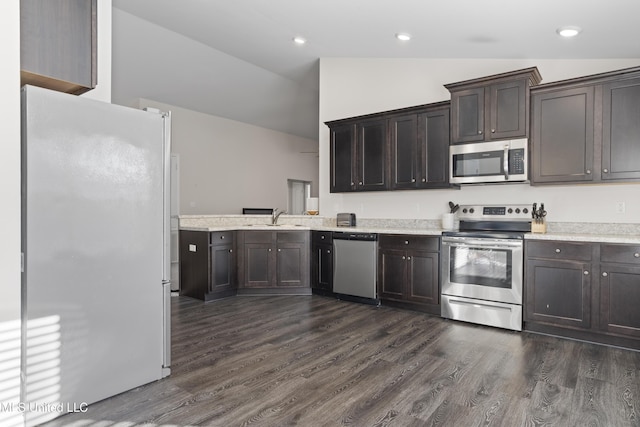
[457,204,532,221]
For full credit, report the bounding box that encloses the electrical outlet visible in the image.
[616,201,626,214]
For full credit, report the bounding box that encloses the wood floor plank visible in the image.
[42,295,640,427]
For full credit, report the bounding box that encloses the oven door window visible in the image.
[449,246,512,289]
[452,150,504,178]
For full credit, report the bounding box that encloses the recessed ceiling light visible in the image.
[395,33,411,41]
[293,36,306,45]
[556,26,582,38]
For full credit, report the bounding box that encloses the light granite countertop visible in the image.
[179,215,640,244]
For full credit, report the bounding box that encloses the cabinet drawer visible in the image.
[277,231,309,243]
[600,244,640,264]
[526,241,592,261]
[210,231,234,245]
[312,231,333,244]
[379,234,439,251]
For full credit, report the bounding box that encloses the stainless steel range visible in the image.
[440,204,532,331]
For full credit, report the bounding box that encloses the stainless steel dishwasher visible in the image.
[332,232,378,303]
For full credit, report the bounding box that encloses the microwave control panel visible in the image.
[509,149,526,174]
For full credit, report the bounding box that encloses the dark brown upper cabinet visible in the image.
[531,66,640,185]
[327,118,388,192]
[20,0,97,95]
[445,67,542,144]
[327,101,453,193]
[389,102,451,189]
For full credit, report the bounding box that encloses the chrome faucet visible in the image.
[272,208,286,225]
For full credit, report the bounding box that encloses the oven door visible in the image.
[441,236,523,305]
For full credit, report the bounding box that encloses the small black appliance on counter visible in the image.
[336,213,356,227]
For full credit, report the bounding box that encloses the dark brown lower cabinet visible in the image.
[525,240,640,350]
[311,231,333,293]
[238,230,310,293]
[378,234,440,315]
[525,258,591,329]
[179,230,237,301]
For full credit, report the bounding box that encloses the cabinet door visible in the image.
[243,243,273,288]
[525,259,591,329]
[20,0,97,94]
[312,243,333,291]
[357,119,388,190]
[277,242,309,288]
[490,80,526,140]
[531,86,595,184]
[419,108,450,187]
[329,124,355,192]
[389,114,418,189]
[451,87,485,143]
[210,243,235,293]
[599,263,640,338]
[406,250,439,305]
[602,78,640,181]
[378,248,406,301]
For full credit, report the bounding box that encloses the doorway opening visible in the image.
[287,179,312,215]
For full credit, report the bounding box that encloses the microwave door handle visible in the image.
[503,144,509,181]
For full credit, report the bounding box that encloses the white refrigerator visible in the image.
[21,85,171,426]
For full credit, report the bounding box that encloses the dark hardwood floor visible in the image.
[45,295,640,426]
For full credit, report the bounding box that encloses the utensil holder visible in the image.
[531,221,547,234]
[442,213,456,231]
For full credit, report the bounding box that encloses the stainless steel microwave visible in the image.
[449,138,528,184]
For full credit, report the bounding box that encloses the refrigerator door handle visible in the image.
[162,281,171,376]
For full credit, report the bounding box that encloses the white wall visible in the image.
[135,99,319,215]
[319,58,640,223]
[0,1,23,425]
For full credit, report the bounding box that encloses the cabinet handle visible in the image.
[422,178,426,182]
[583,270,589,275]
[321,235,325,240]
[478,130,483,134]
[221,235,225,239]
[635,253,640,258]
[555,248,561,253]
[491,129,495,133]
[268,248,272,252]
[327,250,331,254]
[402,256,406,260]
[351,182,354,185]
[411,178,416,183]
[586,169,592,175]
[602,272,608,277]
[359,181,363,185]
[404,240,409,245]
[407,256,411,260]
[603,168,609,173]
[278,249,281,252]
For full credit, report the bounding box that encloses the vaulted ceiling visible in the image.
[112,0,640,140]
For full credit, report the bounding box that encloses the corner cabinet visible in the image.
[326,101,453,193]
[20,0,97,94]
[179,230,237,301]
[445,67,542,144]
[531,67,640,185]
[525,239,640,350]
[237,230,311,294]
[378,234,440,315]
[328,118,388,192]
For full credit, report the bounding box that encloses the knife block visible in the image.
[531,221,547,234]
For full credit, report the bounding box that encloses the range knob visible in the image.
[515,208,521,214]
[507,208,513,214]
[523,208,529,214]
[462,208,468,214]
[469,208,475,214]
